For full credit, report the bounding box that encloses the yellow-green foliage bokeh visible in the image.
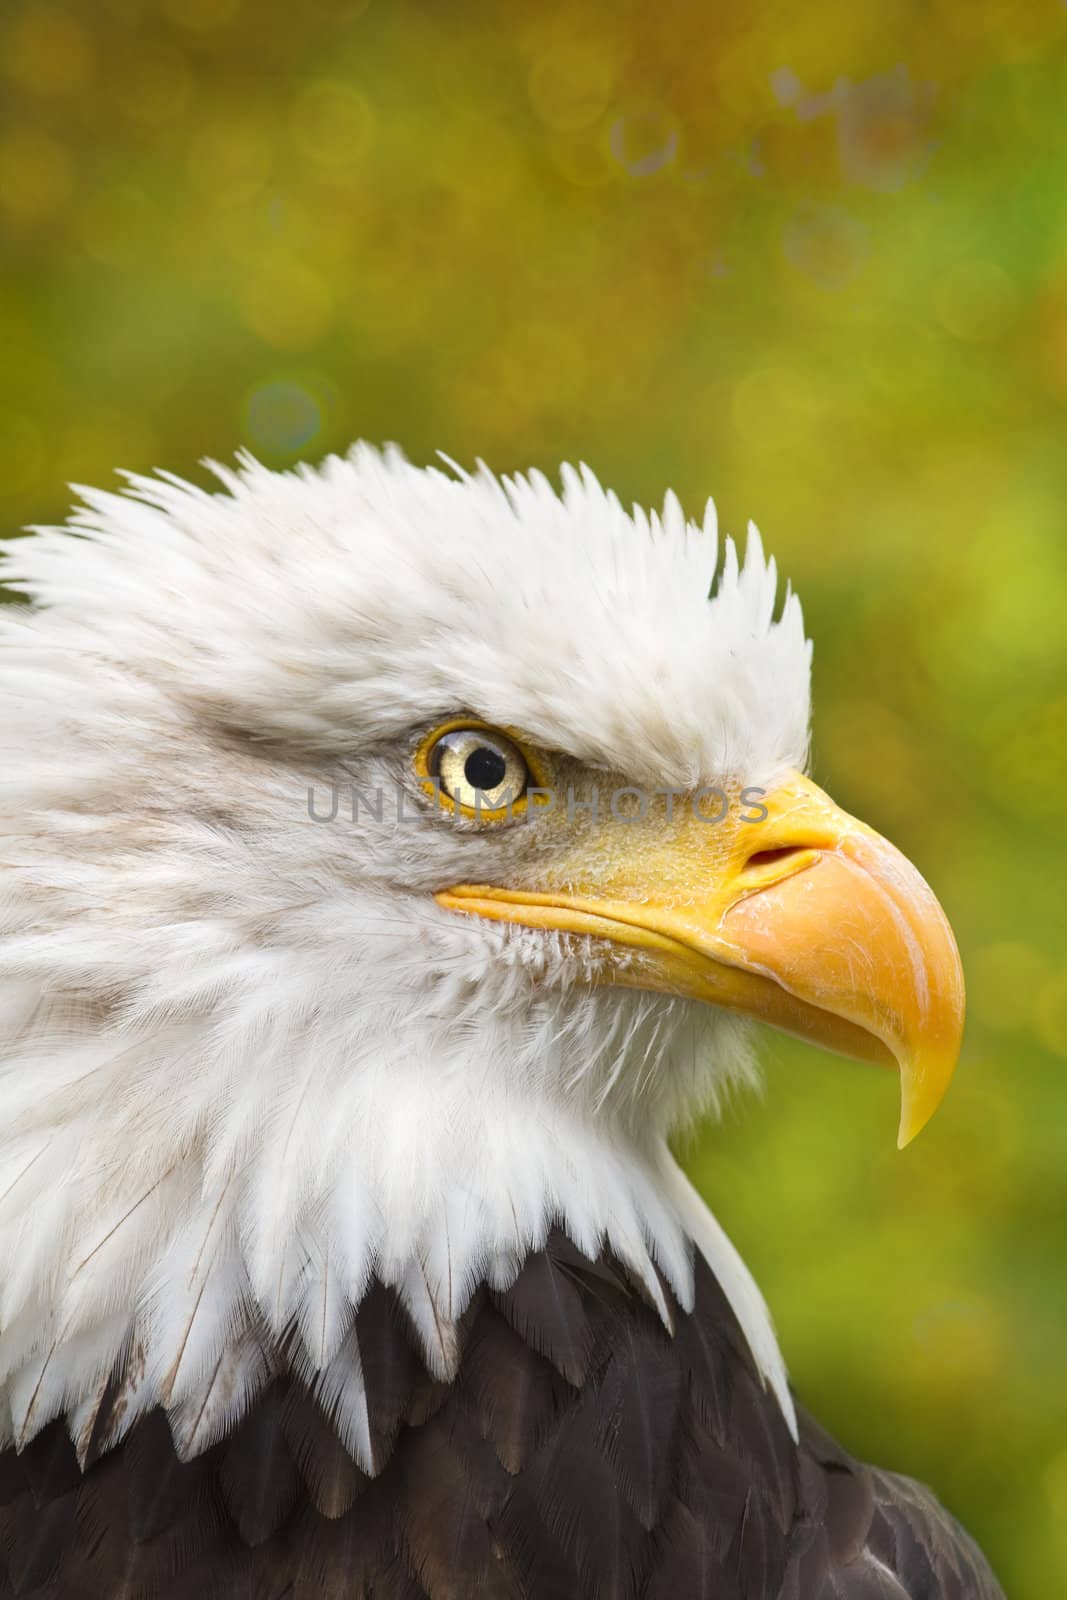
[3,2,1066,1592]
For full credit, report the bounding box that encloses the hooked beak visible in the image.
[435,771,965,1147]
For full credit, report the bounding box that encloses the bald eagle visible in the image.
[0,448,1001,1599]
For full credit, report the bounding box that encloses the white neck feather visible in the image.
[0,990,795,1464]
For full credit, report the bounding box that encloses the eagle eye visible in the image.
[421,724,530,817]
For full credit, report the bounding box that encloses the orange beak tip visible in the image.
[895,1046,960,1150]
[897,1114,919,1153]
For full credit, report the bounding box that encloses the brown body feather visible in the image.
[0,1232,1003,1599]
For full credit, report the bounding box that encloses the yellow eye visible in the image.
[420,724,530,816]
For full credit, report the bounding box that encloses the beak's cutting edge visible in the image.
[435,771,965,1148]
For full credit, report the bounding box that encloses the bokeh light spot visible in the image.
[783,204,869,288]
[0,128,73,228]
[243,379,326,458]
[731,365,822,450]
[186,110,273,194]
[909,1296,1002,1392]
[4,6,95,97]
[546,130,613,188]
[528,47,614,133]
[836,67,936,192]
[608,112,679,177]
[290,80,374,170]
[238,256,335,350]
[770,67,802,107]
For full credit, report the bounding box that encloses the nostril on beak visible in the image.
[738,843,820,889]
[744,845,810,872]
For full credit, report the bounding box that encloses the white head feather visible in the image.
[0,446,811,1464]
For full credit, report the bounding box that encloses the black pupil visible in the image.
[464,745,508,792]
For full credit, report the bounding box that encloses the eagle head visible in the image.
[0,447,963,1462]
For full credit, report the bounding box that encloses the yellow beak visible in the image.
[435,771,964,1147]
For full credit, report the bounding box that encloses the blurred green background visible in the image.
[3,0,1066,1591]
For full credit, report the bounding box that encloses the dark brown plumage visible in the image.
[0,1231,1003,1599]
